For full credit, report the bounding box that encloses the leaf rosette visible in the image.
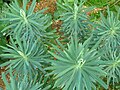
[0,37,48,76]
[46,37,108,90]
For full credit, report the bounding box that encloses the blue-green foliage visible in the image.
[0,0,120,90]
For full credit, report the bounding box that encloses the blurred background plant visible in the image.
[1,68,51,90]
[0,0,9,63]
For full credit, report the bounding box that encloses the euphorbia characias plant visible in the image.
[0,0,120,90]
[46,37,108,90]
